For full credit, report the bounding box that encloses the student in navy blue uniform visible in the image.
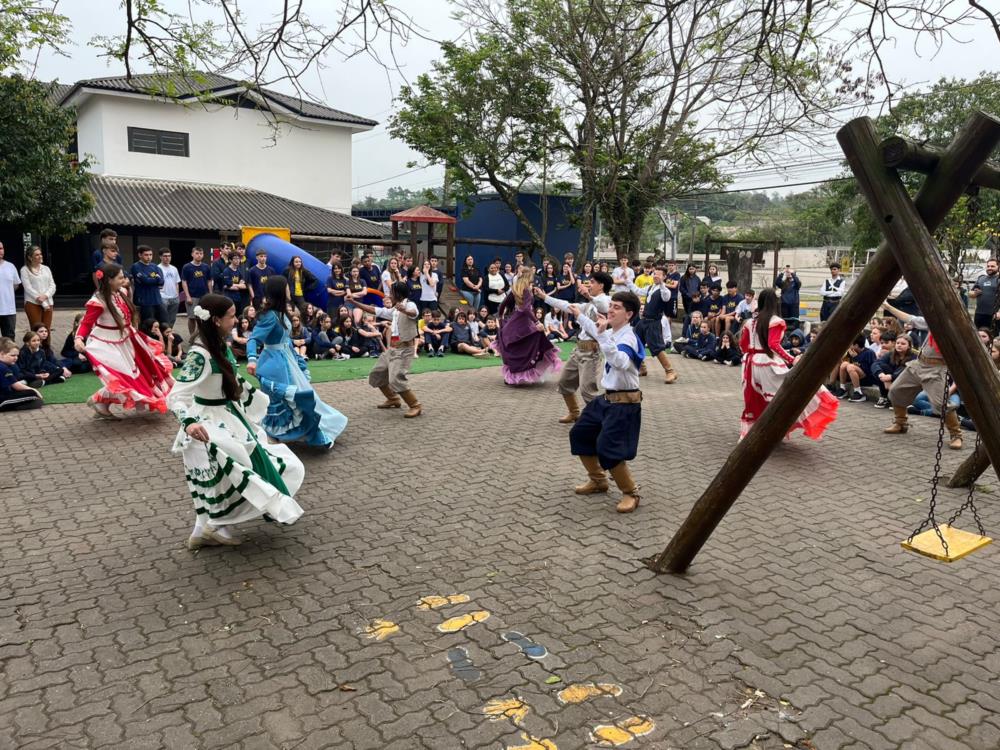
[346,266,367,323]
[221,253,249,314]
[538,261,559,311]
[210,245,232,291]
[871,334,915,408]
[784,328,809,357]
[61,313,92,373]
[248,249,277,307]
[694,322,717,360]
[17,330,67,385]
[0,337,43,410]
[568,291,644,513]
[835,334,878,403]
[181,246,212,335]
[406,265,423,306]
[774,265,801,321]
[714,331,742,366]
[29,323,72,381]
[130,245,167,324]
[678,264,701,315]
[91,229,122,272]
[703,287,724,335]
[423,309,452,356]
[325,264,349,317]
[715,281,742,336]
[664,260,681,323]
[358,254,383,307]
[681,310,704,341]
[681,322,705,358]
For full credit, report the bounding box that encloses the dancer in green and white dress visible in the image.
[167,293,305,550]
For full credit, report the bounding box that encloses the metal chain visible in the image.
[907,373,952,555]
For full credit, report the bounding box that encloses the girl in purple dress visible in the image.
[493,266,563,385]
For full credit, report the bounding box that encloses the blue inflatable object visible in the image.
[247,233,332,311]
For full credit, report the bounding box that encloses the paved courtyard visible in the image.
[3,354,1000,749]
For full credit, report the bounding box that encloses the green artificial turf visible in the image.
[40,341,579,405]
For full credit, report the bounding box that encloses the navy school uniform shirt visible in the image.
[221,266,248,306]
[181,261,211,297]
[248,264,277,301]
[695,332,717,356]
[540,274,559,298]
[704,295,723,318]
[17,347,55,379]
[407,277,423,303]
[721,292,741,315]
[850,346,877,377]
[130,261,164,306]
[0,361,26,399]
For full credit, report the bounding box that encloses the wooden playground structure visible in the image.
[648,111,1000,573]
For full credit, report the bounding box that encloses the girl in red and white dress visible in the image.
[74,263,175,418]
[739,288,838,440]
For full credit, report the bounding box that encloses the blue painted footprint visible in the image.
[447,647,482,682]
[502,631,548,660]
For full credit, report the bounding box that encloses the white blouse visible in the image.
[20,265,56,306]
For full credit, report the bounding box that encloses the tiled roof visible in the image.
[86,175,384,238]
[389,205,457,224]
[59,72,377,127]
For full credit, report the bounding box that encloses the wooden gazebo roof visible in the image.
[389,205,457,224]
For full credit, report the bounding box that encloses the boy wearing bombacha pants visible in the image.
[536,270,613,424]
[568,291,644,513]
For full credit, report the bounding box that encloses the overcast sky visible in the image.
[27,0,998,202]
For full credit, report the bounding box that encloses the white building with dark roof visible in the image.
[24,73,386,292]
[59,72,376,215]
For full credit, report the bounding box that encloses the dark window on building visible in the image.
[127,127,189,157]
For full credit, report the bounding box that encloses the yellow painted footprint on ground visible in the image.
[557,683,623,704]
[590,716,655,746]
[507,732,558,750]
[362,619,399,641]
[482,696,529,725]
[418,594,471,610]
[437,610,491,633]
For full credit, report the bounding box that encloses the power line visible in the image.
[352,164,432,190]
[679,176,853,197]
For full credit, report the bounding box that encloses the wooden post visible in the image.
[409,221,418,259]
[882,136,1000,189]
[446,223,456,279]
[391,221,399,241]
[839,116,1000,485]
[648,111,1000,574]
[948,444,992,488]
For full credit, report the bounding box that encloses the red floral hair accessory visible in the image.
[95,269,104,280]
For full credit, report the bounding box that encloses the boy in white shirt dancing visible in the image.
[567,291,644,513]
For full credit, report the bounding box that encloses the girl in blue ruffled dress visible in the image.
[247,277,348,448]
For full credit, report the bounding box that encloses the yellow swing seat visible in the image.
[901,525,992,562]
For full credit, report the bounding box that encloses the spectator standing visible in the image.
[158,248,181,326]
[774,265,801,321]
[248,249,277,306]
[970,258,999,331]
[210,244,232,290]
[130,245,167,324]
[611,256,635,293]
[20,245,56,331]
[460,255,483,310]
[678,263,701,316]
[284,255,318,316]
[704,264,724,291]
[358,254,382,307]
[181,247,212,335]
[0,242,20,338]
[485,260,509,315]
[419,260,440,313]
[820,263,846,321]
[221,253,249,314]
[91,228,121,270]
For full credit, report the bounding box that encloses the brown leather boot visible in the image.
[574,455,609,494]
[400,389,422,418]
[559,393,581,424]
[609,462,640,513]
[884,405,909,434]
[944,410,963,449]
[376,385,402,409]
[657,351,678,384]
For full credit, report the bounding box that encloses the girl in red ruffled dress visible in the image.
[739,288,838,440]
[74,263,174,418]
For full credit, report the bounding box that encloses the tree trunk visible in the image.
[724,246,755,293]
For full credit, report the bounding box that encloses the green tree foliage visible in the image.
[354,186,446,211]
[829,74,1000,265]
[0,1,68,73]
[0,76,93,237]
[390,37,565,256]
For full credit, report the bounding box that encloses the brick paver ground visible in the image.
[3,327,1000,749]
